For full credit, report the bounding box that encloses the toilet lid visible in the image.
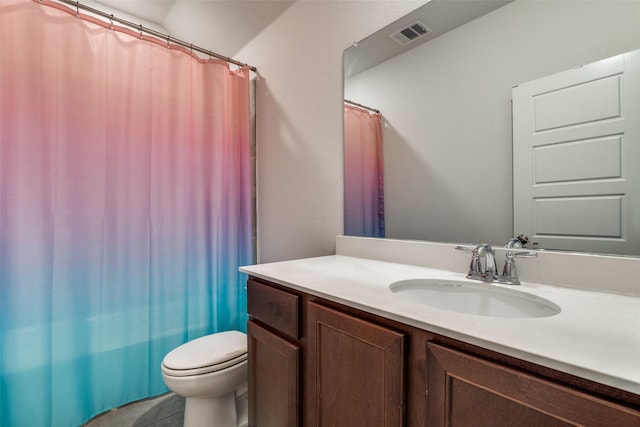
[162,330,247,371]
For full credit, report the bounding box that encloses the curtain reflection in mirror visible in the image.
[344,103,385,237]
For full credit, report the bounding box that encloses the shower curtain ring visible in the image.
[75,1,79,17]
[139,24,143,39]
[166,35,171,48]
[109,14,114,29]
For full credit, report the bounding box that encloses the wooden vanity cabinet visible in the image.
[247,277,640,427]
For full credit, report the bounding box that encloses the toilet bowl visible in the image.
[161,330,248,427]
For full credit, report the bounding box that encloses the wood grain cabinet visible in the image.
[247,277,640,427]
[426,342,640,427]
[247,280,301,427]
[306,302,405,427]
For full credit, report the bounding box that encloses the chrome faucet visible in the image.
[456,243,498,282]
[456,236,537,285]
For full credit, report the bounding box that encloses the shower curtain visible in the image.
[344,103,385,237]
[0,1,253,425]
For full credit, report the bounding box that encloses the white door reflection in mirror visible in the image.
[513,49,640,255]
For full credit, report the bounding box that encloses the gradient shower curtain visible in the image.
[0,1,253,425]
[344,104,385,237]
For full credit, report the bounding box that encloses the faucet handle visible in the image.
[501,250,537,285]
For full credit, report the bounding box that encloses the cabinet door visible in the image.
[248,320,300,427]
[427,342,640,427]
[307,302,405,427]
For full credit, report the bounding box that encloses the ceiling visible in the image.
[344,0,511,78]
[94,0,295,57]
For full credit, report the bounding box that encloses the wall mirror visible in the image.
[343,0,640,256]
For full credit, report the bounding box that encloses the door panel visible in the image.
[533,74,621,131]
[533,135,621,183]
[534,196,623,237]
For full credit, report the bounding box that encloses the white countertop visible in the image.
[241,254,640,395]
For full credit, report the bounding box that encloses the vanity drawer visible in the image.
[247,279,300,339]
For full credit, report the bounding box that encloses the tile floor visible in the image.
[82,393,185,427]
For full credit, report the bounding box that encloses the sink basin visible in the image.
[389,279,560,318]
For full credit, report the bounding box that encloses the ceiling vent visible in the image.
[389,21,432,46]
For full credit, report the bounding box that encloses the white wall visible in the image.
[236,1,425,263]
[345,0,640,246]
[82,0,169,33]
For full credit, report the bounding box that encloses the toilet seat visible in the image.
[162,331,247,377]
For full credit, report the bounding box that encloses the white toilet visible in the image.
[161,330,248,427]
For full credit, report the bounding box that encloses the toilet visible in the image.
[161,330,248,427]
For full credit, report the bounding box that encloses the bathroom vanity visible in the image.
[241,237,640,426]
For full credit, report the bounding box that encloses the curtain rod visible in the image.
[47,0,257,72]
[344,99,380,114]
